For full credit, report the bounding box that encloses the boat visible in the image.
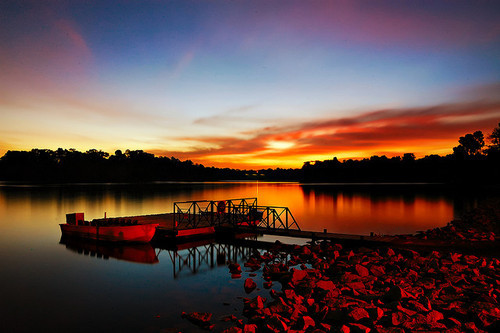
[60,213,159,242]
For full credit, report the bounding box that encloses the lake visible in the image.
[0,182,493,332]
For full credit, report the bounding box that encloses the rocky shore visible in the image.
[182,203,500,332]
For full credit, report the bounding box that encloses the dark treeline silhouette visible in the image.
[301,123,500,185]
[0,148,300,182]
[1,123,499,184]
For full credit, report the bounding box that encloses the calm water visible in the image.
[0,182,492,332]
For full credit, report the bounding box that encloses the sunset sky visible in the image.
[1,1,499,169]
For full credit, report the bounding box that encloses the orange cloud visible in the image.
[150,101,500,169]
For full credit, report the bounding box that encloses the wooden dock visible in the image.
[91,198,401,245]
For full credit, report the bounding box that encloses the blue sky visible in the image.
[1,0,499,168]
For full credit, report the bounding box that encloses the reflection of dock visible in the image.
[60,237,159,264]
[154,237,273,279]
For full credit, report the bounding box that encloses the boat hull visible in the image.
[60,223,159,242]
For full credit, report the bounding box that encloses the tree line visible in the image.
[301,122,500,185]
[0,123,498,184]
[0,149,250,182]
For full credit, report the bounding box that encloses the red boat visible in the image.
[60,213,159,242]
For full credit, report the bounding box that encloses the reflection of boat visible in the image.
[60,237,159,264]
[60,213,159,242]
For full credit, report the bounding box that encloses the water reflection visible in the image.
[0,182,497,332]
[158,239,258,279]
[60,237,159,264]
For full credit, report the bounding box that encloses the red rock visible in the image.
[320,323,331,331]
[383,285,415,303]
[244,278,257,293]
[221,315,238,322]
[355,264,369,277]
[263,281,273,289]
[243,324,257,333]
[349,323,371,333]
[397,305,417,317]
[334,250,340,260]
[450,253,462,262]
[291,269,308,284]
[222,328,242,333]
[391,312,410,326]
[231,273,242,279]
[340,325,350,333]
[369,265,385,277]
[426,310,444,323]
[347,281,365,291]
[374,326,404,333]
[316,280,335,291]
[443,317,462,328]
[408,300,429,312]
[244,296,266,310]
[228,263,242,274]
[265,314,288,332]
[301,315,315,330]
[464,321,484,333]
[182,312,213,328]
[367,306,384,322]
[387,248,395,257]
[348,307,370,321]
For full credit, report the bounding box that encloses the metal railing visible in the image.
[172,197,300,231]
[255,206,300,231]
[173,198,258,229]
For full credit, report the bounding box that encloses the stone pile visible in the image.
[182,240,499,332]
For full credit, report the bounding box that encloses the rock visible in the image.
[340,325,351,333]
[291,269,308,285]
[228,262,242,274]
[426,310,444,323]
[347,281,366,291]
[355,264,369,277]
[383,285,414,303]
[263,281,273,289]
[348,307,370,321]
[367,306,384,322]
[243,324,257,333]
[391,311,410,326]
[369,265,385,277]
[222,328,242,333]
[316,280,335,291]
[301,315,315,330]
[244,278,257,293]
[244,296,266,310]
[349,323,371,333]
[181,312,213,328]
[221,315,238,322]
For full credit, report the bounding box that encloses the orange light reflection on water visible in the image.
[0,182,467,241]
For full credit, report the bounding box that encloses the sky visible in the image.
[1,0,499,169]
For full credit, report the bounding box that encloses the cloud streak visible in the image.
[151,100,500,169]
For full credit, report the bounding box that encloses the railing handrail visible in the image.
[172,197,300,231]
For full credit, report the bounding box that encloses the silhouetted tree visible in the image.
[488,123,500,149]
[403,153,416,162]
[485,122,500,159]
[454,131,484,157]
